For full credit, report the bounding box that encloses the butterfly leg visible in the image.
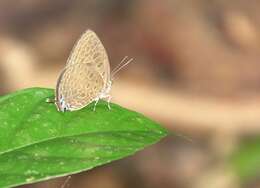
[93,98,99,111]
[106,95,112,110]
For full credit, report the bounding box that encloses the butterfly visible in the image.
[52,29,132,112]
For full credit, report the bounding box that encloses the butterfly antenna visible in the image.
[111,56,133,79]
[113,56,128,72]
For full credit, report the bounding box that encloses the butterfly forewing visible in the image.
[66,30,110,84]
[56,63,104,111]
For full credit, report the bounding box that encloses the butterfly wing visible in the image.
[56,63,104,111]
[66,29,110,84]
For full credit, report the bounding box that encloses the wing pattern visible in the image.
[56,63,104,111]
[66,30,110,83]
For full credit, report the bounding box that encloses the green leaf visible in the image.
[0,88,168,188]
[230,137,260,183]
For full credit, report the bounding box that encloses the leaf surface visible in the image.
[0,88,167,188]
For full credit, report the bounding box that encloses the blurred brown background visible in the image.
[1,0,260,188]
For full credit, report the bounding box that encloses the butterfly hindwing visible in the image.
[56,63,104,111]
